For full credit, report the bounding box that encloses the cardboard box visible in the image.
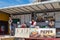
[1,38,14,40]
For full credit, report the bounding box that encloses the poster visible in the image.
[15,28,29,38]
[29,28,56,38]
[38,28,56,38]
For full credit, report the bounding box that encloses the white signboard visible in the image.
[15,28,29,38]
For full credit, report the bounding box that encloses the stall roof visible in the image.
[0,0,60,15]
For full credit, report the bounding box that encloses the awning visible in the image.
[0,0,60,15]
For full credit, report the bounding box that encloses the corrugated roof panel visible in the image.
[44,3,53,9]
[0,9,14,14]
[14,8,25,12]
[30,5,41,11]
[38,4,46,10]
[9,8,19,13]
[52,2,60,8]
[20,7,31,12]
[24,6,35,11]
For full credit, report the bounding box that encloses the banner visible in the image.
[15,28,56,38]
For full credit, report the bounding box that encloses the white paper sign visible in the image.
[15,28,29,38]
[38,28,56,38]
